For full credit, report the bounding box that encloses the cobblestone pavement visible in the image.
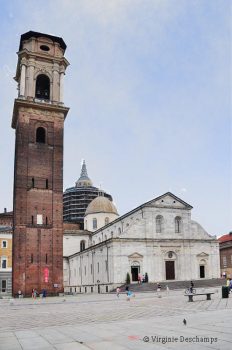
[1,288,232,349]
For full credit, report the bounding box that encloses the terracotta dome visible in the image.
[85,196,118,216]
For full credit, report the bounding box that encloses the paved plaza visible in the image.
[1,287,232,349]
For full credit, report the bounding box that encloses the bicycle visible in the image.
[185,287,196,294]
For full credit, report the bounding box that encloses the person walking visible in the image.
[126,290,135,301]
[33,289,37,299]
[116,287,120,298]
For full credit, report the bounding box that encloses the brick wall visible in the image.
[220,242,232,277]
[12,104,66,296]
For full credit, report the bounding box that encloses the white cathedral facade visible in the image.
[63,192,220,293]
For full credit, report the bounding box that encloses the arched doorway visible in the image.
[196,253,209,279]
[131,261,140,282]
[165,251,177,280]
[128,253,143,283]
[199,259,206,278]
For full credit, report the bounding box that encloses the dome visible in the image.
[85,196,118,216]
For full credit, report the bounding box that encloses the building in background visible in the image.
[12,31,69,296]
[218,232,232,278]
[0,209,13,227]
[63,160,113,228]
[0,225,12,296]
[64,192,220,293]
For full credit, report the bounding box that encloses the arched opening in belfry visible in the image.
[36,127,46,143]
[35,74,50,100]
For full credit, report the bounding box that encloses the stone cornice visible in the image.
[67,237,218,259]
[64,231,91,236]
[12,98,69,128]
[15,49,69,81]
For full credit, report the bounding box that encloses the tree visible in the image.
[126,272,131,285]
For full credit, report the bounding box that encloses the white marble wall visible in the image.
[85,212,119,232]
[63,233,91,256]
[63,193,220,291]
[64,238,220,291]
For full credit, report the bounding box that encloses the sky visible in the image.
[0,0,231,237]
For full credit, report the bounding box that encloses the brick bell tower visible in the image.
[12,31,69,296]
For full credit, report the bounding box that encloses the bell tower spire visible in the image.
[14,31,68,104]
[12,31,69,297]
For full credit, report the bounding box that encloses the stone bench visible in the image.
[185,292,215,302]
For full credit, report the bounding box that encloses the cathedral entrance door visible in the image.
[200,265,205,278]
[165,261,175,280]
[131,266,140,282]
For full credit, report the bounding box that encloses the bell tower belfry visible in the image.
[12,31,69,296]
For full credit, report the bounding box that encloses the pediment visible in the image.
[196,252,209,257]
[145,192,192,210]
[128,252,143,259]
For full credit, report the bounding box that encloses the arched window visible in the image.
[93,218,97,229]
[35,74,50,100]
[80,240,86,252]
[175,216,182,233]
[105,217,109,225]
[36,127,46,143]
[118,227,121,235]
[156,215,163,233]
